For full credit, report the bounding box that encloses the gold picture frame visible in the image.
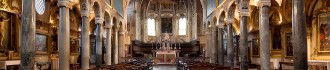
[35,33,48,54]
[251,39,260,57]
[317,12,330,53]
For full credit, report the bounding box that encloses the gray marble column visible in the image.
[260,6,270,70]
[114,25,119,64]
[118,30,125,63]
[227,23,234,68]
[20,0,35,69]
[211,27,217,63]
[217,25,224,65]
[95,23,103,66]
[80,0,90,69]
[293,0,308,69]
[105,25,112,65]
[240,16,249,70]
[205,30,212,62]
[58,1,70,70]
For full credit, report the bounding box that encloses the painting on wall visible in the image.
[161,18,172,33]
[285,33,293,57]
[272,26,282,50]
[36,34,47,53]
[318,12,330,52]
[251,39,259,56]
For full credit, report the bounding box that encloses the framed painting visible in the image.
[251,39,259,56]
[35,34,47,54]
[318,12,330,52]
[285,33,293,57]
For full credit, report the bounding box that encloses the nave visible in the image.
[1,0,330,70]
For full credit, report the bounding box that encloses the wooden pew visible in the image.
[90,57,152,70]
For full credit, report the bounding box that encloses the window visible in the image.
[147,18,156,36]
[179,18,186,35]
[106,0,111,5]
[35,0,45,15]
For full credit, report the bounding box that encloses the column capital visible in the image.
[119,30,126,35]
[57,0,73,7]
[80,0,89,17]
[240,11,250,16]
[217,23,224,29]
[239,0,250,16]
[257,0,271,7]
[225,18,234,23]
[95,18,104,24]
[105,24,112,29]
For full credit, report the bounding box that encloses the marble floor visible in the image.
[153,65,177,70]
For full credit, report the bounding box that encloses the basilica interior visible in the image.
[0,0,330,70]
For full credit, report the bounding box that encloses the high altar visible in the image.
[152,33,179,64]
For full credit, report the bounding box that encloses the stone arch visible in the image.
[119,21,123,30]
[226,3,236,23]
[112,17,118,30]
[226,3,241,35]
[104,12,111,28]
[103,12,111,38]
[219,11,226,26]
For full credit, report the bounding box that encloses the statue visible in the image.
[0,12,9,47]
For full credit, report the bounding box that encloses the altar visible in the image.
[152,33,180,64]
[153,50,179,64]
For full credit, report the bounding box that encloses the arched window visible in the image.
[179,18,186,35]
[147,18,156,36]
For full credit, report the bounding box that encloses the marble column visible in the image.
[114,25,119,64]
[95,22,103,66]
[105,25,112,65]
[80,0,90,69]
[192,0,198,40]
[293,0,308,69]
[211,27,217,63]
[239,16,249,70]
[217,24,224,65]
[20,0,35,69]
[227,22,234,68]
[118,30,125,63]
[58,1,70,70]
[205,30,212,62]
[260,5,270,70]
